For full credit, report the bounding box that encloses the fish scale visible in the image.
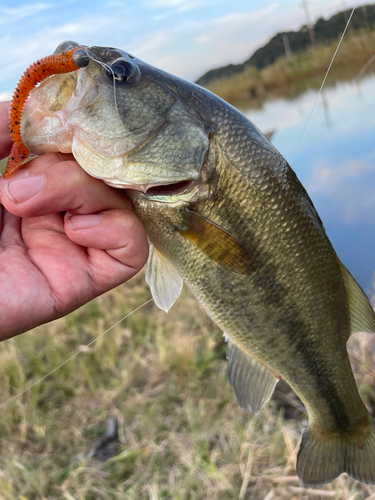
[15,41,375,487]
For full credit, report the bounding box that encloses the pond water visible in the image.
[240,68,375,300]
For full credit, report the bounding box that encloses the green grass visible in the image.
[0,271,374,499]
[206,29,375,106]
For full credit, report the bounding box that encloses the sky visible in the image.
[1,0,375,290]
[0,0,368,100]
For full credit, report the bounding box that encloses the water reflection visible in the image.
[241,69,375,298]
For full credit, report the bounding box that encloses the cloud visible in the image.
[130,4,285,81]
[311,0,366,21]
[132,0,367,81]
[143,0,215,13]
[304,153,375,223]
[0,0,368,97]
[146,0,190,7]
[0,1,303,91]
[0,13,115,85]
[0,3,50,26]
[0,92,12,102]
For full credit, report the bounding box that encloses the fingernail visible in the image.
[69,214,102,229]
[0,169,29,192]
[7,174,44,203]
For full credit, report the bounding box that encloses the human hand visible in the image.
[0,101,148,339]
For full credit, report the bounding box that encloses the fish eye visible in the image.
[106,59,138,82]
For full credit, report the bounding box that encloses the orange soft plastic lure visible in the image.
[4,47,90,178]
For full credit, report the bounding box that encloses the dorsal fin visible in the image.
[226,336,279,414]
[145,243,183,312]
[177,208,256,276]
[341,264,375,336]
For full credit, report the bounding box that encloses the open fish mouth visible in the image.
[144,180,195,195]
[118,180,205,204]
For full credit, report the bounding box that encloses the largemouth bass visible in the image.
[16,41,375,487]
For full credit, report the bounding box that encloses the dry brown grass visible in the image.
[206,30,375,106]
[0,271,374,498]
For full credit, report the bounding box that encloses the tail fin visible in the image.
[297,422,375,486]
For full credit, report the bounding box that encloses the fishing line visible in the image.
[286,0,359,158]
[355,53,375,81]
[0,298,154,409]
[90,57,120,120]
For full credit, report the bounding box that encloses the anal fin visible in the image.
[226,336,278,414]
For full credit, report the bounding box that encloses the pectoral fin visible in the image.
[226,336,278,414]
[146,243,183,312]
[177,208,256,276]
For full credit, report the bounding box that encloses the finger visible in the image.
[64,208,149,276]
[0,154,132,217]
[0,101,12,160]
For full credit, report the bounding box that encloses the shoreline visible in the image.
[204,29,375,106]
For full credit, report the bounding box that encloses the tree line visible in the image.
[196,4,375,87]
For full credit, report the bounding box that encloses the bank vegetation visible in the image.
[204,30,375,106]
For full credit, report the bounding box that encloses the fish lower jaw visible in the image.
[127,181,209,204]
[144,180,196,195]
[104,179,195,194]
[103,179,153,192]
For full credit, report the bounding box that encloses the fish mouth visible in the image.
[126,179,209,205]
[120,179,196,196]
[144,180,196,196]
